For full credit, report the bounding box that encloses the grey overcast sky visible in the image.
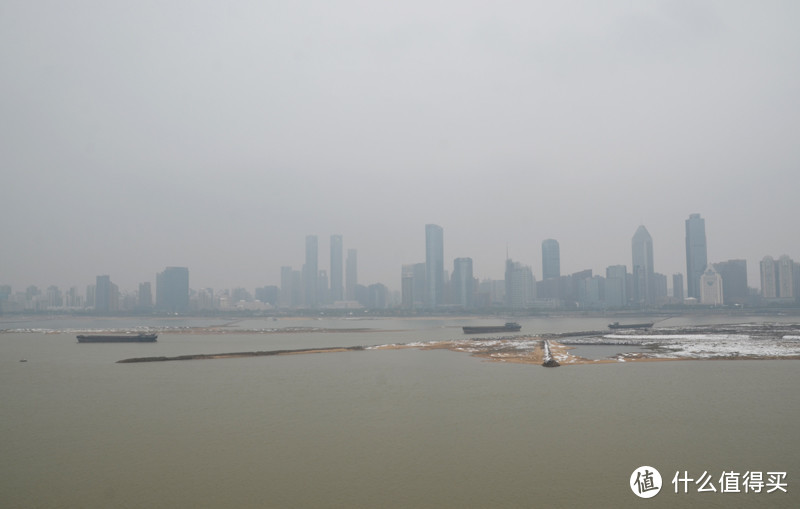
[2,1,799,293]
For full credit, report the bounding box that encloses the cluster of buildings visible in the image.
[397,215,794,311]
[2,214,799,314]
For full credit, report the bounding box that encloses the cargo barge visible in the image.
[77,333,158,343]
[462,322,522,334]
[607,322,653,330]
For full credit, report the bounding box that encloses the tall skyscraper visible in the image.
[425,224,444,308]
[156,267,189,313]
[631,225,654,306]
[304,235,318,308]
[685,213,708,300]
[541,239,561,280]
[346,249,358,301]
[330,235,343,302]
[451,257,474,308]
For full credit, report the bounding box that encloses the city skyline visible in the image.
[2,3,798,297]
[3,215,799,301]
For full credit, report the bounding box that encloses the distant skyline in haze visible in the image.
[2,2,799,293]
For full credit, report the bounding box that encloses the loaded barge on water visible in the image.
[77,333,158,343]
[462,322,522,334]
[607,322,653,330]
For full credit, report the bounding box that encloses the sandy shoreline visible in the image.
[371,336,800,366]
[112,322,800,366]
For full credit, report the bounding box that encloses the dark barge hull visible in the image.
[77,334,158,343]
[462,324,522,334]
[607,323,653,330]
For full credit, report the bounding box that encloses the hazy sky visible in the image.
[2,1,799,293]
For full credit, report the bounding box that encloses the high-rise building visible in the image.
[425,224,444,308]
[672,274,684,301]
[346,249,357,301]
[712,260,747,306]
[451,257,474,308]
[777,255,795,300]
[760,256,778,298]
[700,266,724,305]
[156,267,189,313]
[304,235,318,308]
[255,286,280,306]
[631,225,654,306]
[505,259,534,309]
[138,282,153,309]
[605,265,628,308]
[541,239,561,280]
[685,214,708,300]
[95,275,114,313]
[330,235,343,302]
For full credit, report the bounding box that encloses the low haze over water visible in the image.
[2,316,798,508]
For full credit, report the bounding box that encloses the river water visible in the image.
[1,315,798,508]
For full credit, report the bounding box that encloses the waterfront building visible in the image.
[156,267,189,313]
[760,256,778,299]
[304,235,318,308]
[685,213,708,300]
[541,239,560,280]
[605,265,628,308]
[451,257,474,308]
[95,276,119,313]
[712,260,748,306]
[505,259,534,309]
[777,255,795,300]
[255,286,280,306]
[580,276,605,309]
[653,273,668,303]
[700,266,724,305]
[195,288,214,311]
[425,224,444,308]
[330,235,343,302]
[672,274,684,301]
[46,286,63,308]
[346,249,358,301]
[86,284,95,309]
[95,276,111,312]
[631,225,654,306]
[138,282,153,309]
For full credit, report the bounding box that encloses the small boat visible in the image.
[77,333,158,343]
[608,322,653,330]
[462,322,522,334]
